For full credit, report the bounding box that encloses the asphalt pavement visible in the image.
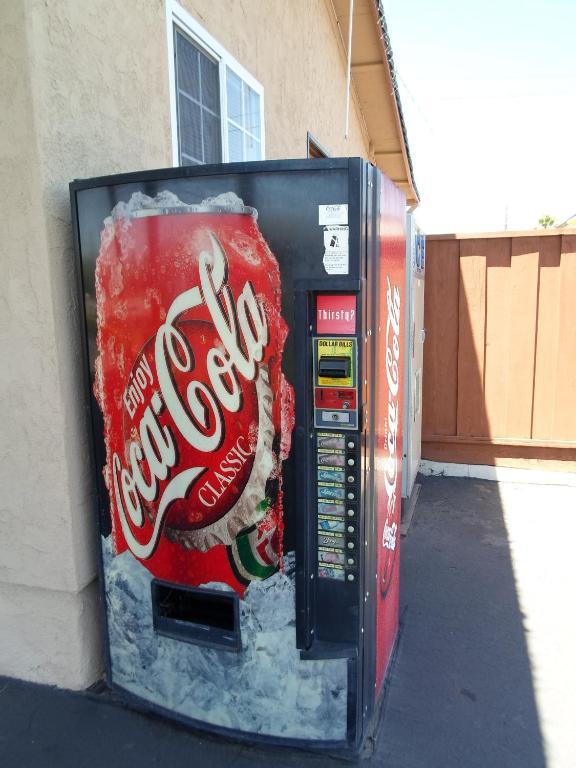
[2,475,574,767]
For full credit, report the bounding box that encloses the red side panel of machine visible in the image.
[374,174,406,694]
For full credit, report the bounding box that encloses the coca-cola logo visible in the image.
[381,275,401,597]
[111,231,273,559]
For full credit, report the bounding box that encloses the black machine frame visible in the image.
[70,158,390,758]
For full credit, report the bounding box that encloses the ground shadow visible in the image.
[374,474,546,768]
[0,475,547,768]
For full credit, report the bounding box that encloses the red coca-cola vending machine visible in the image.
[71,158,405,757]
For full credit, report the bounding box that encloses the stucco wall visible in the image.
[0,0,172,689]
[0,0,370,689]
[175,0,370,159]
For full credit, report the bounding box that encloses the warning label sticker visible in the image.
[322,225,349,275]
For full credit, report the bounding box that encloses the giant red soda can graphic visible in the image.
[95,191,294,592]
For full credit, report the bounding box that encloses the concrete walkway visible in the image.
[1,475,574,767]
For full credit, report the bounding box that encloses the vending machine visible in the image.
[71,158,405,757]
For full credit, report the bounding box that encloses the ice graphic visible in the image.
[103,190,255,230]
[102,538,348,741]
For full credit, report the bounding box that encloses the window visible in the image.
[226,70,262,162]
[174,30,221,165]
[167,1,264,166]
[307,132,330,159]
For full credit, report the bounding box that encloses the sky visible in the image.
[383,0,576,233]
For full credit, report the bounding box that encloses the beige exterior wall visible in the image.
[0,0,173,690]
[0,0,370,689]
[176,0,370,159]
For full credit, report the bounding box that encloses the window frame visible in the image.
[307,131,331,159]
[166,0,265,166]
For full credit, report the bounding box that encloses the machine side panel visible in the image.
[374,174,406,694]
[402,215,426,499]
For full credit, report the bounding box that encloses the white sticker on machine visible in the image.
[319,204,348,226]
[322,225,349,275]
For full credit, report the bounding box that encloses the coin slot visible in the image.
[321,411,351,424]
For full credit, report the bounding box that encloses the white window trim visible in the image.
[165,0,265,166]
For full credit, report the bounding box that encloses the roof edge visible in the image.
[373,0,420,203]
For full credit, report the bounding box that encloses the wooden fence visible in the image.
[422,229,576,469]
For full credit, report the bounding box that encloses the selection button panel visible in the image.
[316,431,360,583]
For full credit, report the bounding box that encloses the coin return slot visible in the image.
[152,581,240,652]
[318,356,351,380]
